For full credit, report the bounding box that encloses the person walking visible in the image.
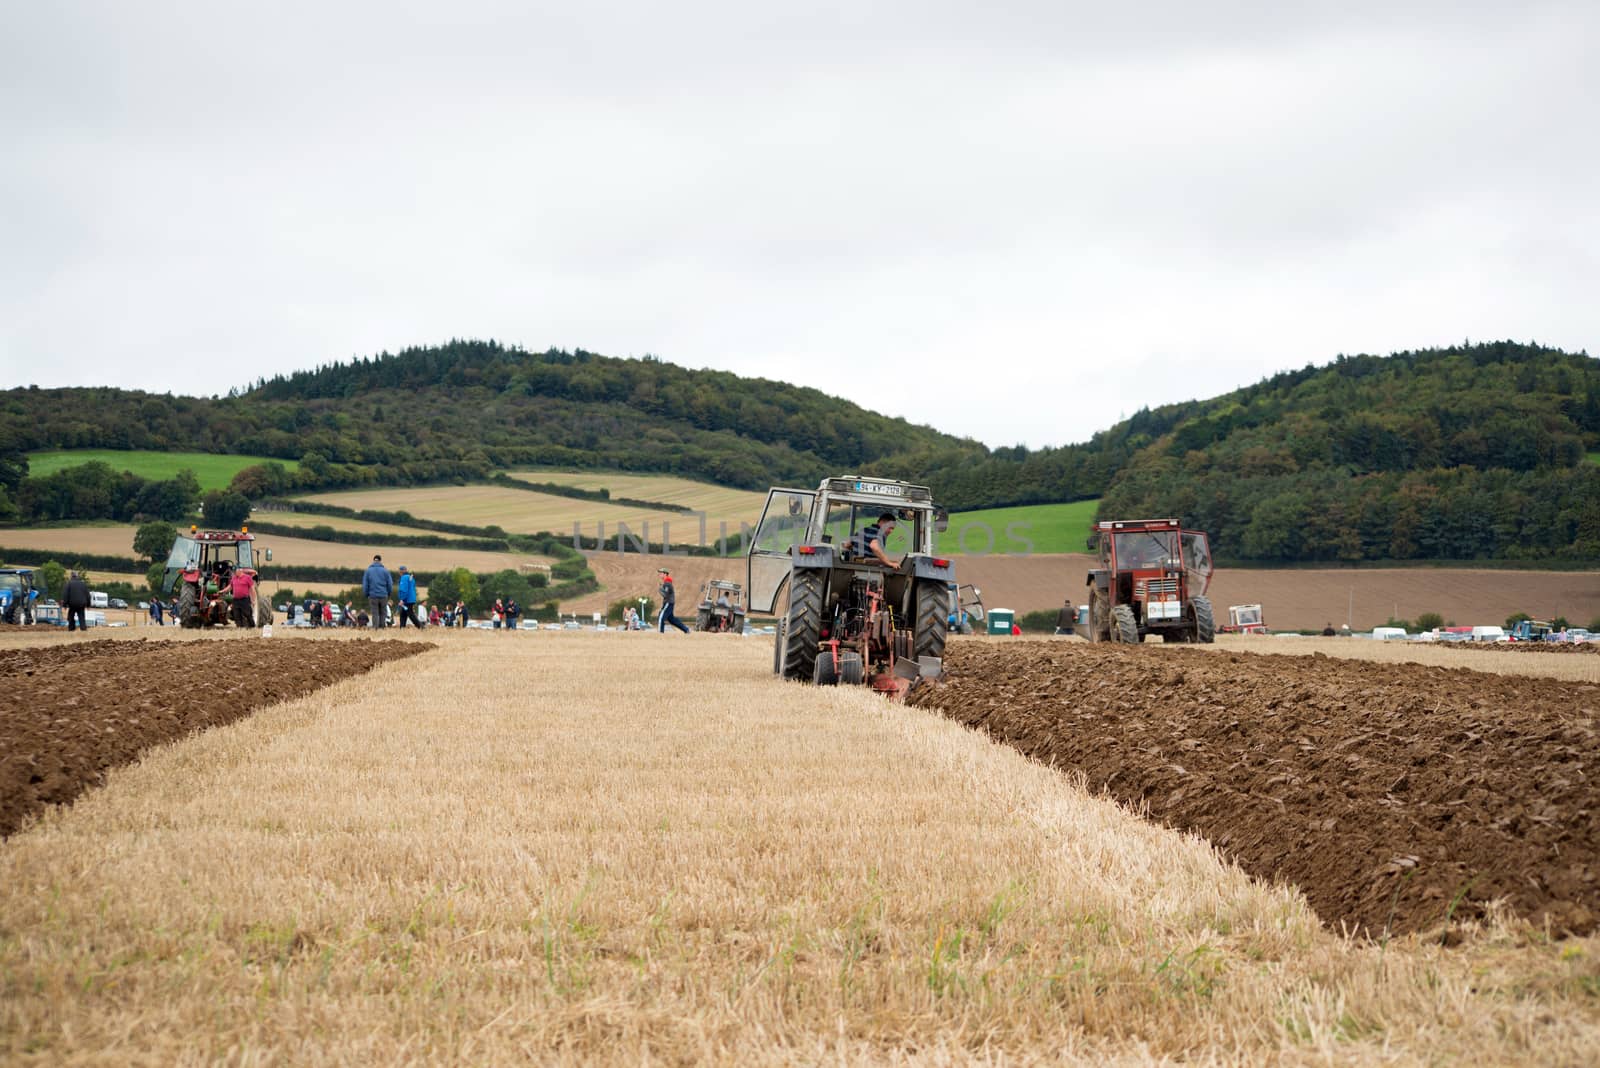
[656,568,689,634]
[63,571,91,632]
[362,554,392,629]
[1054,598,1076,636]
[396,566,420,628]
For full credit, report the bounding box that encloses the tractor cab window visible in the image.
[1180,531,1212,581]
[166,536,200,573]
[834,503,926,559]
[0,574,22,595]
[752,491,813,553]
[1113,530,1177,570]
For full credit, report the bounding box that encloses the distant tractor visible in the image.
[0,568,37,625]
[947,582,985,634]
[1221,603,1267,635]
[694,580,747,633]
[747,476,954,698]
[1508,619,1553,642]
[161,526,274,629]
[1086,518,1215,644]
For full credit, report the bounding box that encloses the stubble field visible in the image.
[1,630,1597,1063]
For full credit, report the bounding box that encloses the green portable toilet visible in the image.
[986,608,1014,636]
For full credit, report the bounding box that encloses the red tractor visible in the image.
[161,525,275,629]
[1086,518,1215,644]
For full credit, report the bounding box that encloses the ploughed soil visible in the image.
[911,642,1600,938]
[1,638,430,837]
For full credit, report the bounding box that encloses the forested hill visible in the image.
[1095,342,1600,562]
[3,339,1599,561]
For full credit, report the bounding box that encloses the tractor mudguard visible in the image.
[790,544,836,569]
[1087,569,1110,591]
[906,556,954,582]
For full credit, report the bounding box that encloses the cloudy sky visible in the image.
[2,2,1595,448]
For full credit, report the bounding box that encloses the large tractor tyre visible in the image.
[256,591,273,628]
[782,570,825,682]
[1192,595,1216,644]
[911,579,949,662]
[814,649,840,686]
[732,612,746,635]
[1088,590,1112,643]
[695,608,711,632]
[1111,603,1139,644]
[1,603,13,625]
[772,619,785,675]
[838,651,865,685]
[176,585,202,629]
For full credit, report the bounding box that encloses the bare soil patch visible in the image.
[911,641,1600,937]
[1,637,430,836]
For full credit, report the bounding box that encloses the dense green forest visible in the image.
[3,339,1598,562]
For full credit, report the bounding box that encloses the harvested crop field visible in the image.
[913,641,1600,938]
[0,637,429,837]
[2,632,1597,1062]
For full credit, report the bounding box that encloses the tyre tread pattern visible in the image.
[782,570,825,682]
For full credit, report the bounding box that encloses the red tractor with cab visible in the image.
[1086,518,1215,644]
[161,525,274,629]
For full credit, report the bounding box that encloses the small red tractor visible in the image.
[1086,518,1215,644]
[161,525,274,629]
[747,476,954,699]
[1220,604,1267,634]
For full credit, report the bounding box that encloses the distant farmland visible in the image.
[27,449,297,492]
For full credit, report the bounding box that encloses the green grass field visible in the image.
[1587,451,1600,466]
[27,450,297,492]
[938,499,1099,555]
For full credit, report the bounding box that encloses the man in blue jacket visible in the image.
[362,554,392,629]
[396,565,420,628]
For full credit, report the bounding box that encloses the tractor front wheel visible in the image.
[177,585,201,629]
[1192,595,1215,644]
[782,570,825,682]
[814,649,840,685]
[911,579,948,662]
[1111,603,1139,644]
[838,651,865,685]
[256,591,273,628]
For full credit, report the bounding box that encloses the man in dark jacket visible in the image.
[63,571,91,632]
[1055,598,1076,636]
[657,568,689,633]
[362,554,392,629]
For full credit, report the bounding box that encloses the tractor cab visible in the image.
[1087,519,1215,644]
[162,527,267,595]
[1222,603,1267,634]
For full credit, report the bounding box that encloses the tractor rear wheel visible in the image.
[911,579,948,662]
[838,651,865,685]
[1111,603,1139,644]
[255,591,273,628]
[782,570,825,682]
[695,608,711,632]
[1192,595,1215,644]
[732,612,746,635]
[814,649,840,685]
[177,584,201,629]
[1089,590,1111,642]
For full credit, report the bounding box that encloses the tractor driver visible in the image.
[853,512,899,568]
